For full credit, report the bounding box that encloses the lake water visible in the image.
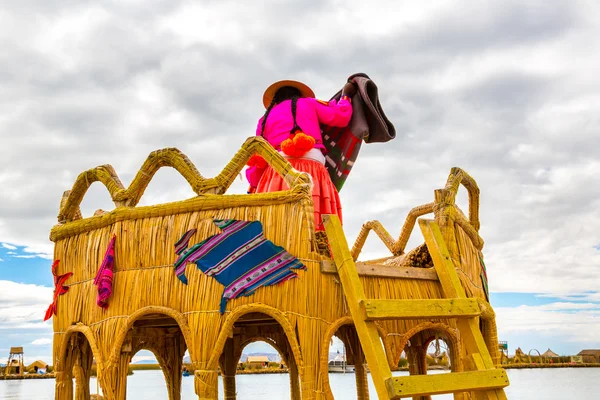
[1,368,599,399]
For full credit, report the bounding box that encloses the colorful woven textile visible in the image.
[322,125,362,191]
[175,229,197,255]
[44,260,73,321]
[174,219,305,313]
[322,73,396,192]
[93,235,116,309]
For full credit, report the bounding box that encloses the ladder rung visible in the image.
[361,298,481,320]
[386,369,509,398]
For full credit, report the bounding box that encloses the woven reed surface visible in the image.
[56,137,312,225]
[454,223,487,299]
[50,146,500,398]
[381,243,433,268]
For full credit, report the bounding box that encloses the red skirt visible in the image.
[256,158,343,231]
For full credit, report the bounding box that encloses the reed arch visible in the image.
[109,306,194,363]
[207,305,304,400]
[107,306,191,400]
[397,321,462,379]
[237,337,286,364]
[529,349,542,364]
[207,304,303,372]
[320,317,394,400]
[55,326,103,400]
[229,336,297,399]
[57,325,104,372]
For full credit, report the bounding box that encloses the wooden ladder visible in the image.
[323,215,509,399]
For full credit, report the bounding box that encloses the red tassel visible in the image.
[281,132,315,158]
[247,154,268,169]
[43,260,73,321]
[43,304,55,322]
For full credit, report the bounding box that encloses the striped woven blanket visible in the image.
[174,219,305,313]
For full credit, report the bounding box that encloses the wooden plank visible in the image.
[419,219,496,369]
[361,298,481,320]
[419,218,509,400]
[323,215,393,400]
[470,353,499,400]
[418,219,466,298]
[320,260,439,281]
[470,354,507,400]
[387,369,509,398]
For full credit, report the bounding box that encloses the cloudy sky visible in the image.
[1,0,599,365]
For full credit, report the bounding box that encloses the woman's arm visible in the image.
[245,117,268,192]
[312,96,353,127]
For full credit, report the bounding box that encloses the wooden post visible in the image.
[114,353,131,400]
[195,363,219,400]
[323,215,394,400]
[159,352,183,400]
[221,338,237,400]
[288,355,301,400]
[73,341,93,400]
[344,326,370,400]
[416,344,432,400]
[419,219,508,400]
[55,370,74,400]
[353,340,370,400]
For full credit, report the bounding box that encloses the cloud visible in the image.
[1,243,17,250]
[31,338,53,346]
[131,354,158,364]
[496,302,600,345]
[0,281,53,363]
[1,0,600,360]
[0,280,53,327]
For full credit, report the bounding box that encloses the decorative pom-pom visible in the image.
[247,154,267,169]
[293,133,315,153]
[280,137,297,157]
[281,132,316,158]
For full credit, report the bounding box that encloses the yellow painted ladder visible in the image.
[323,215,509,399]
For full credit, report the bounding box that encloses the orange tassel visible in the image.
[281,132,315,158]
[280,137,297,157]
[247,154,267,169]
[294,133,315,152]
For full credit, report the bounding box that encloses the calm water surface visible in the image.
[1,368,599,399]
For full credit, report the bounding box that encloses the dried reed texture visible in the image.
[455,224,487,299]
[351,220,396,260]
[49,142,501,400]
[382,243,433,269]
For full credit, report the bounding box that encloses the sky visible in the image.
[1,0,599,366]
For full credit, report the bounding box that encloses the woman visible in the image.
[246,79,356,233]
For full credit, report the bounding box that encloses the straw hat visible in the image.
[262,80,315,108]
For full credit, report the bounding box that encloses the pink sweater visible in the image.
[246,97,353,187]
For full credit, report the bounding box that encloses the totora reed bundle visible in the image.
[48,139,500,400]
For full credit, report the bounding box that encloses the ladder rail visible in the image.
[323,215,509,400]
[324,214,394,400]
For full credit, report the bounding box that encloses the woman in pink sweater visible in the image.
[246,79,356,232]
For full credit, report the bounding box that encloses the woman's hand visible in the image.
[341,81,357,97]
